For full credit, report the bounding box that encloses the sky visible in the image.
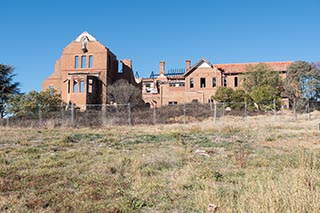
[1,0,320,93]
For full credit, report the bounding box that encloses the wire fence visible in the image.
[0,100,319,128]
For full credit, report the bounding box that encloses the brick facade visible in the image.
[142,59,292,107]
[42,32,141,109]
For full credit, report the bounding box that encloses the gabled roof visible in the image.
[184,58,215,77]
[216,61,293,74]
[75,31,97,42]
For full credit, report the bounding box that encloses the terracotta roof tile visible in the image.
[215,61,293,74]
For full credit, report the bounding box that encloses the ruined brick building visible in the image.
[42,32,141,109]
[142,59,292,107]
[43,32,292,109]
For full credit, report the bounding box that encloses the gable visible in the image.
[198,62,211,68]
[184,58,221,77]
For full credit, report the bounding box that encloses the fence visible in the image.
[1,100,319,128]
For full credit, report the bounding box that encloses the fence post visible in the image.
[71,103,75,127]
[153,106,156,125]
[6,117,9,128]
[273,98,276,119]
[213,100,217,124]
[244,101,247,121]
[307,99,310,120]
[102,104,107,126]
[293,98,297,121]
[222,102,225,123]
[38,104,42,126]
[128,103,131,125]
[183,102,186,125]
[60,103,64,125]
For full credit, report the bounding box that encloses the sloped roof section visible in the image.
[184,58,214,77]
[75,31,97,42]
[216,61,293,74]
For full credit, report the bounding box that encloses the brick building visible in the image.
[142,59,292,107]
[42,32,141,109]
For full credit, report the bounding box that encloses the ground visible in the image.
[0,115,320,212]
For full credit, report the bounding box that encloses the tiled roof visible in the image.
[215,61,293,74]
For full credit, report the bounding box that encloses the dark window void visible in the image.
[168,101,178,105]
[89,55,93,68]
[88,79,93,93]
[224,76,227,87]
[200,78,206,88]
[68,80,70,93]
[212,77,216,87]
[75,56,79,68]
[81,56,86,68]
[190,78,194,88]
[234,76,238,87]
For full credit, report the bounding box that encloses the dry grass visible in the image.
[0,115,320,212]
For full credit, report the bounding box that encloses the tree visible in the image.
[250,85,281,110]
[7,90,63,118]
[242,63,283,93]
[230,89,252,110]
[242,63,282,110]
[107,79,144,109]
[213,87,234,104]
[284,61,320,109]
[0,64,20,118]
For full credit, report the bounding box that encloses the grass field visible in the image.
[1,115,320,212]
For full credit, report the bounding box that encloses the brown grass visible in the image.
[0,115,320,212]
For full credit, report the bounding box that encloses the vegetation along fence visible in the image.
[1,100,319,128]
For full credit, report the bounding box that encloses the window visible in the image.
[68,80,71,93]
[190,78,194,88]
[75,56,79,68]
[89,55,93,68]
[192,99,198,103]
[212,77,216,87]
[234,76,238,87]
[73,80,78,92]
[223,76,227,87]
[88,79,93,93]
[49,86,54,95]
[169,82,185,87]
[168,101,178,105]
[81,56,86,68]
[200,78,206,88]
[80,79,85,93]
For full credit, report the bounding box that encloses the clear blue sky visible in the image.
[1,0,319,93]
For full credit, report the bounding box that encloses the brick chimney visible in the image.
[160,61,165,76]
[186,60,191,70]
[121,59,132,69]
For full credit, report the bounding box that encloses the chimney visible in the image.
[160,61,165,76]
[121,59,132,69]
[186,60,191,70]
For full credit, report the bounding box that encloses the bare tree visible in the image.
[107,79,144,109]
